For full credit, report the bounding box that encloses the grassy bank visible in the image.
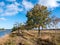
[0,30,60,45]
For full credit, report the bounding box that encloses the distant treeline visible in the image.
[0,28,5,30]
[42,29,60,30]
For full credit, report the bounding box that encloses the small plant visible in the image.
[9,33,17,37]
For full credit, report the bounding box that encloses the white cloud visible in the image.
[0,2,5,7]
[56,0,60,1]
[0,0,34,16]
[0,17,7,21]
[6,0,16,2]
[14,2,20,6]
[0,2,23,16]
[22,0,34,10]
[38,0,60,8]
[0,8,4,13]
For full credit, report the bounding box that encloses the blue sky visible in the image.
[0,0,60,29]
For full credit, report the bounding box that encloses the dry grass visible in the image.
[0,30,60,45]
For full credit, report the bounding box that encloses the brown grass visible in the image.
[0,30,60,45]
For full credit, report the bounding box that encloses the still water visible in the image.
[0,29,11,37]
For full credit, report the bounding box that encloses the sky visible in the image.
[0,0,60,29]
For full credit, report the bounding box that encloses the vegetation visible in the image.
[26,4,52,36]
[4,38,16,45]
[3,4,60,45]
[36,38,56,45]
[1,30,60,45]
[0,28,5,30]
[12,23,20,32]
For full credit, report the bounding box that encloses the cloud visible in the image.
[0,8,4,13]
[14,2,20,6]
[0,2,5,7]
[56,0,60,1]
[6,0,16,2]
[38,0,60,8]
[0,0,34,16]
[0,2,23,16]
[0,17,7,21]
[22,0,34,10]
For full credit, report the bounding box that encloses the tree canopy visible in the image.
[26,4,52,36]
[26,4,51,29]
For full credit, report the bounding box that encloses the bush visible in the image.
[11,27,17,32]
[9,33,17,37]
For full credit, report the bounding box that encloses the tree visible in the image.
[12,23,26,36]
[12,22,21,36]
[52,16,60,29]
[51,16,60,43]
[26,4,51,36]
[12,23,18,32]
[19,23,26,30]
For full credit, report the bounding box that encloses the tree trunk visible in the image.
[38,26,40,37]
[55,25,57,44]
[42,26,43,30]
[17,29,20,36]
